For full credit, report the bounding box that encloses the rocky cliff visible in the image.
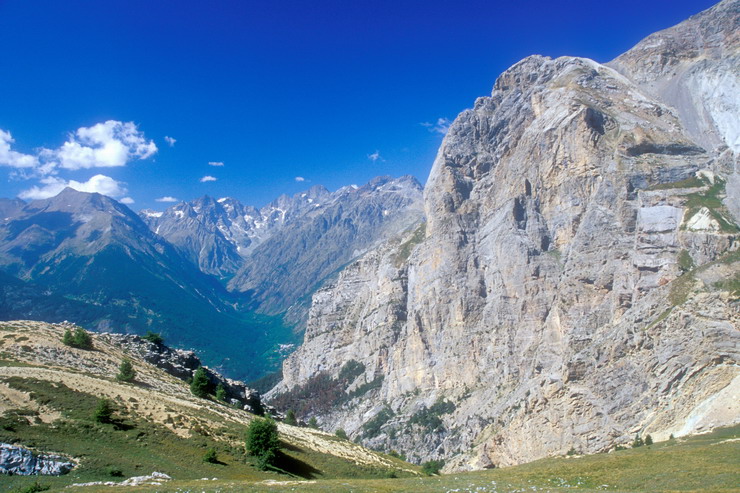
[268,0,739,470]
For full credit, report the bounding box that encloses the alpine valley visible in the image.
[0,0,738,488]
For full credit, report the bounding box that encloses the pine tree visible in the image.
[62,329,73,346]
[93,398,114,424]
[116,358,136,382]
[645,434,653,446]
[308,417,318,429]
[215,383,227,402]
[190,367,210,398]
[245,417,280,470]
[72,328,93,349]
[284,410,297,426]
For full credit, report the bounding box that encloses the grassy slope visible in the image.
[99,425,738,492]
[0,321,417,492]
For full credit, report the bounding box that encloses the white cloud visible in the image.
[18,174,128,200]
[0,129,40,168]
[200,175,217,182]
[208,161,224,167]
[368,150,383,162]
[164,136,176,147]
[54,120,157,170]
[156,196,179,203]
[421,117,452,135]
[119,197,135,204]
[295,176,306,182]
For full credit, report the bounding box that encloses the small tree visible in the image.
[190,367,210,398]
[645,434,653,446]
[63,327,93,349]
[215,383,227,402]
[62,329,74,346]
[93,398,114,424]
[284,410,297,426]
[245,417,280,470]
[308,417,318,429]
[203,448,218,464]
[421,459,444,475]
[632,433,644,448]
[335,428,348,440]
[116,358,136,382]
[142,331,164,345]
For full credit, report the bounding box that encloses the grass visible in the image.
[63,424,740,492]
[646,176,704,191]
[394,222,426,267]
[681,177,739,233]
[0,377,416,492]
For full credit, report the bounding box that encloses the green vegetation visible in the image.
[646,175,704,191]
[677,249,694,272]
[142,331,164,345]
[284,410,297,426]
[335,428,348,440]
[202,448,219,464]
[215,383,227,402]
[62,327,93,349]
[394,222,426,267]
[681,176,739,233]
[190,366,210,398]
[116,358,136,382]
[93,398,114,424]
[308,417,319,429]
[362,406,394,438]
[408,399,456,433]
[270,360,379,417]
[421,459,445,475]
[14,481,50,493]
[245,417,280,470]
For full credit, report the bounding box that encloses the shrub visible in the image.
[93,398,114,424]
[645,434,653,446]
[107,467,124,477]
[142,331,164,345]
[63,327,93,349]
[245,417,280,470]
[116,358,136,382]
[284,410,297,426]
[335,428,348,440]
[16,481,50,493]
[202,448,218,464]
[215,383,227,402]
[190,367,210,398]
[308,417,319,429]
[421,459,444,475]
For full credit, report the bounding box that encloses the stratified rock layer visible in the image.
[270,0,739,470]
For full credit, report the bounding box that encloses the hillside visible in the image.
[0,321,417,491]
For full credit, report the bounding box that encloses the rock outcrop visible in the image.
[269,0,739,470]
[0,443,75,475]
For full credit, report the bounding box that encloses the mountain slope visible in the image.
[267,0,739,470]
[0,320,417,491]
[228,175,424,316]
[0,188,295,381]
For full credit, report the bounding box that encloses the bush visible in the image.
[116,358,136,382]
[245,417,280,470]
[142,331,164,345]
[202,448,218,463]
[62,327,93,350]
[284,410,297,426]
[308,417,319,429]
[421,459,444,475]
[93,398,114,424]
[335,428,348,440]
[645,434,653,446]
[107,467,124,477]
[190,367,210,398]
[15,481,50,493]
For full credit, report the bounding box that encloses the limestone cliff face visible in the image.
[269,0,739,470]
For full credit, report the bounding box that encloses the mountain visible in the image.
[227,175,424,316]
[0,188,295,381]
[266,0,740,471]
[139,185,334,278]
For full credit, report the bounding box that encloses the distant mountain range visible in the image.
[0,176,424,380]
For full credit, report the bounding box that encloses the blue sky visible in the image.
[0,0,717,210]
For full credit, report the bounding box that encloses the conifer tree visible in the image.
[190,366,210,398]
[116,358,136,382]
